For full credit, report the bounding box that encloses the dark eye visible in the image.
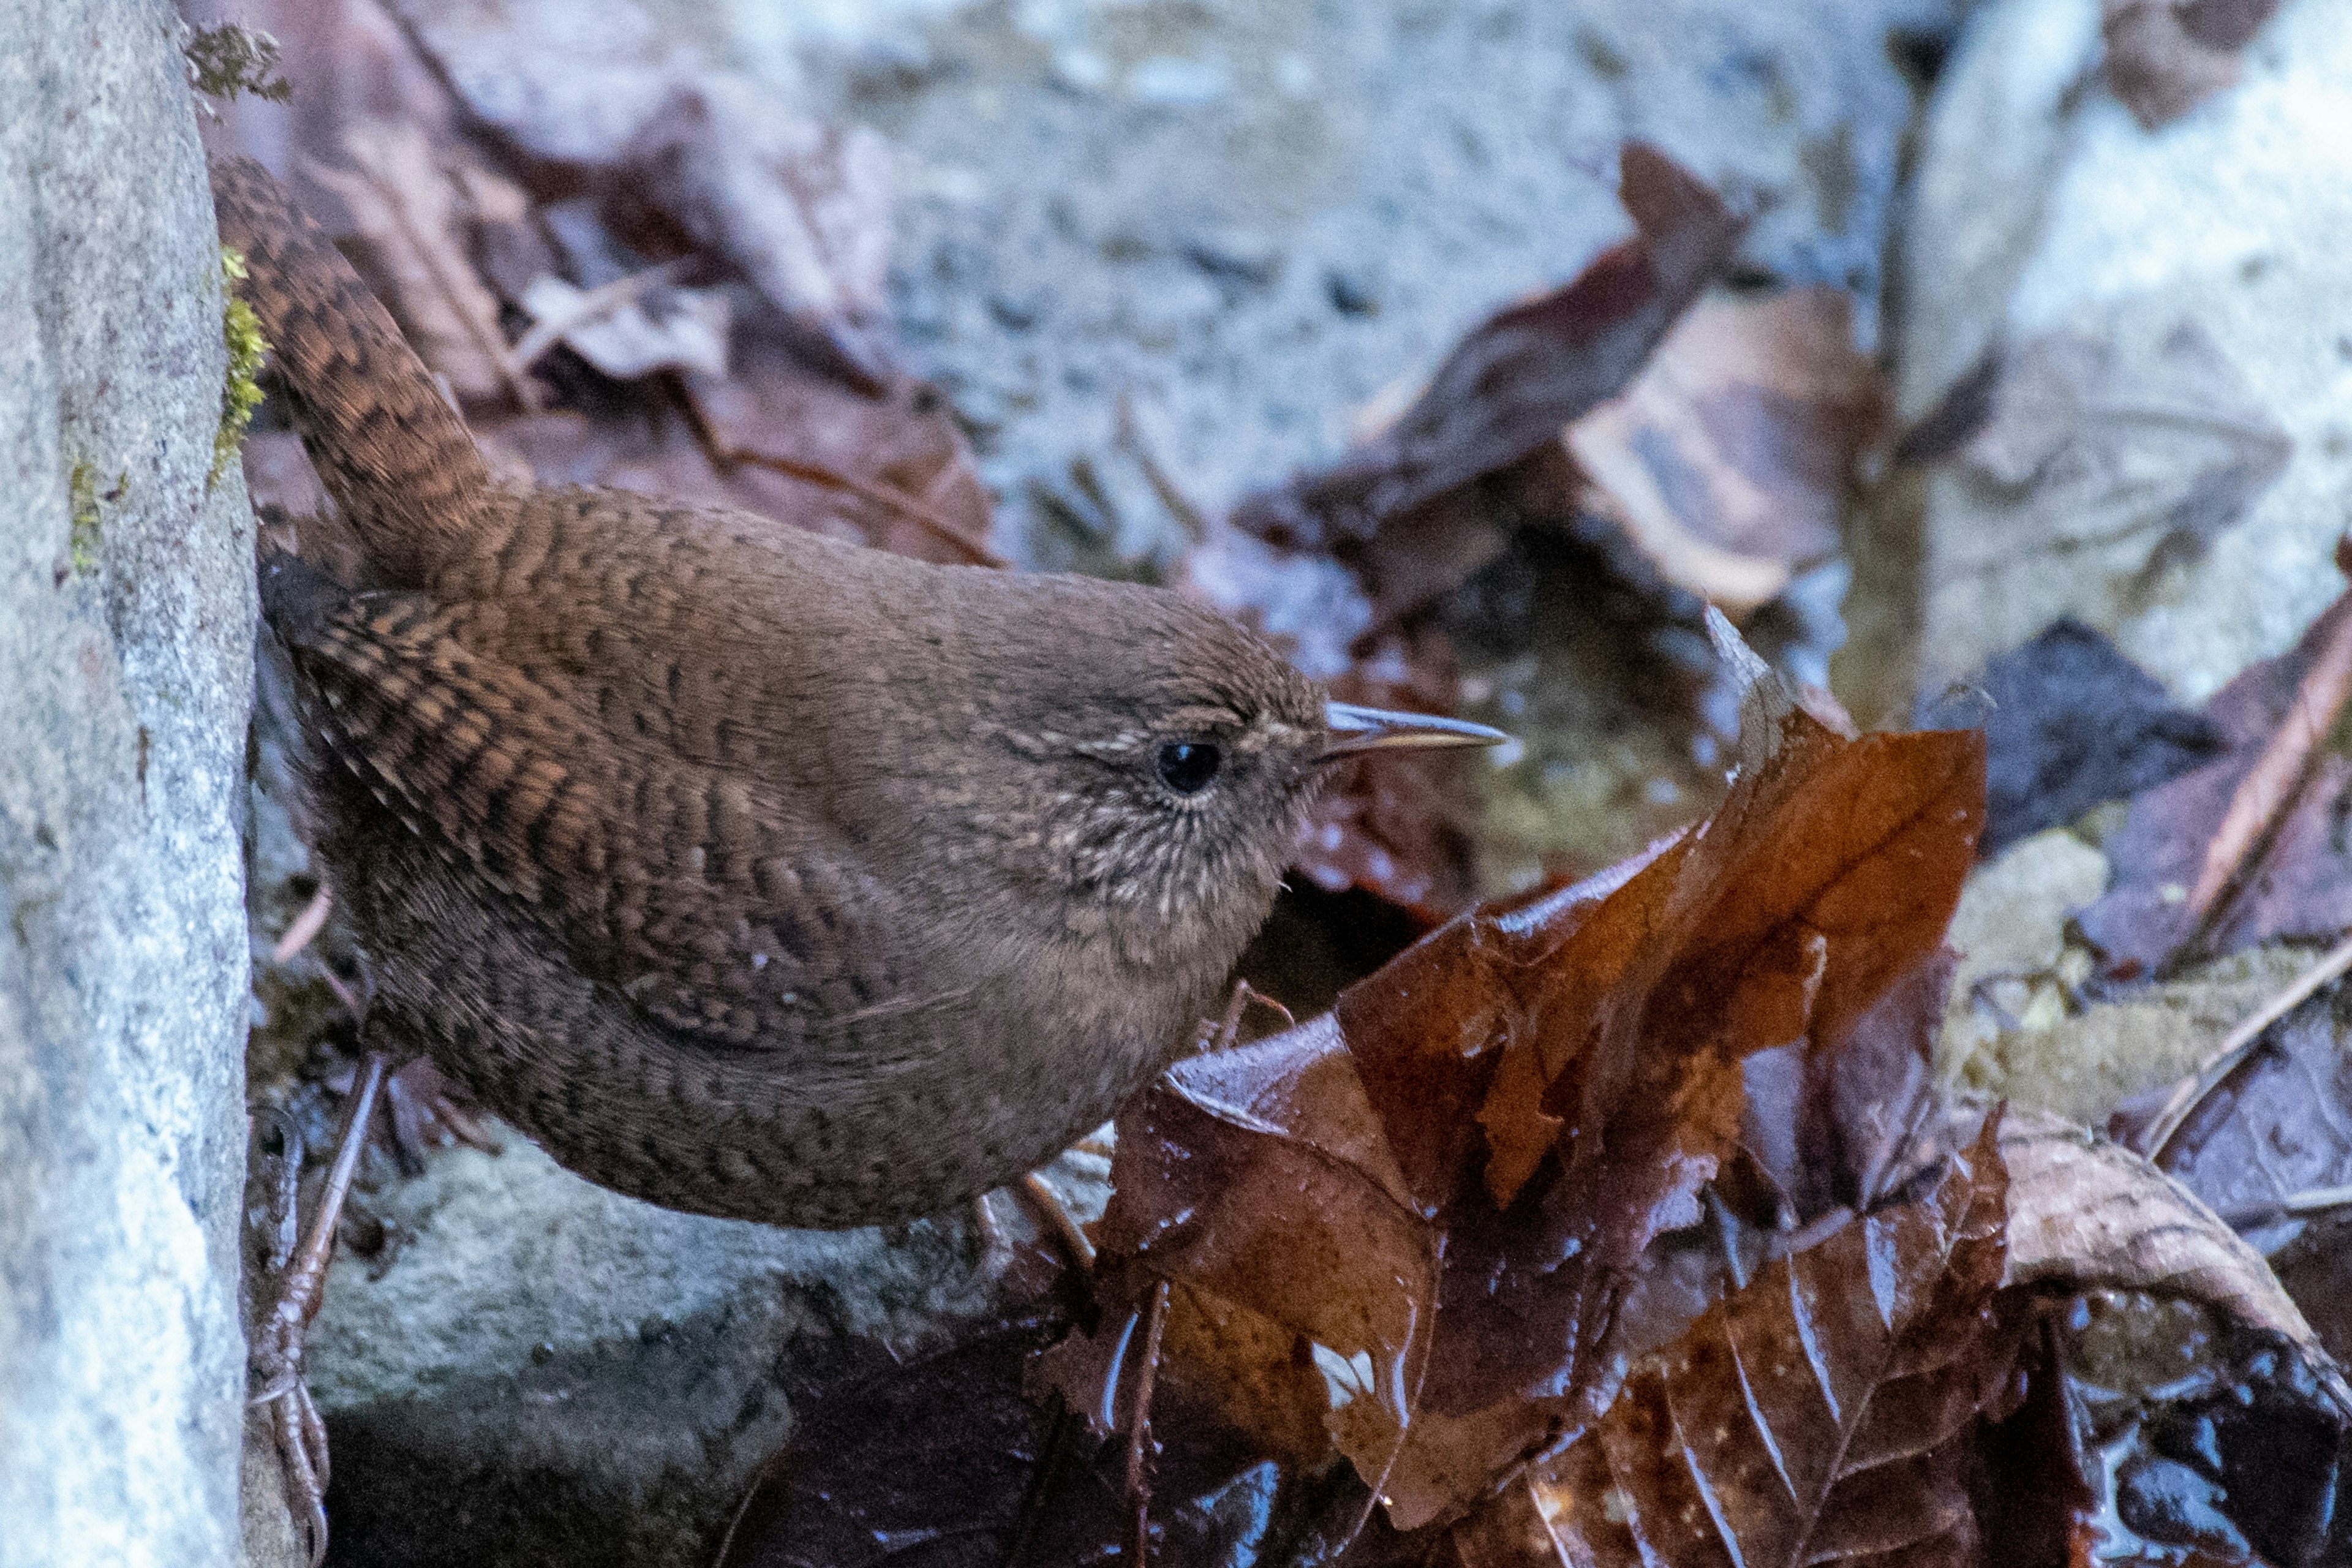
[1155,740,1222,795]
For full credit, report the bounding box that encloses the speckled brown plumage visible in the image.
[216,154,1361,1227]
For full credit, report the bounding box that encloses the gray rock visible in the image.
[1902,0,2352,699]
[0,2,257,1564]
[843,0,1962,571]
[310,1127,1106,1568]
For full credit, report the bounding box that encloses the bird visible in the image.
[214,152,1506,1232]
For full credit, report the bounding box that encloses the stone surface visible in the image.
[311,1126,1107,1568]
[0,3,257,1564]
[848,0,1959,574]
[1902,0,2352,700]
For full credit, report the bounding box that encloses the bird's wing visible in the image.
[272,566,925,1056]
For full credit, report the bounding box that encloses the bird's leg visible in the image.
[1188,979,1294,1056]
[380,1057,497,1172]
[1123,1278,1173,1565]
[249,1052,386,1568]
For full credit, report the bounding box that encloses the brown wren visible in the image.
[216,155,1504,1229]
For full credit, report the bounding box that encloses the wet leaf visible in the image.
[719,1313,1272,1568]
[2079,592,2352,978]
[2104,0,2282,130]
[1096,619,1986,1531]
[1450,1115,2011,1568]
[1564,286,1881,617]
[2042,1285,2345,1567]
[1980,1103,2342,1393]
[1970,619,2223,858]
[1295,642,1482,918]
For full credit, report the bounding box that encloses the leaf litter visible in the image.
[210,4,2352,1559]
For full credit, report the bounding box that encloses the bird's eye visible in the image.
[1155,740,1222,795]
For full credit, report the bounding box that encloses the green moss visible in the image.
[214,247,269,486]
[182,23,290,107]
[66,460,102,576]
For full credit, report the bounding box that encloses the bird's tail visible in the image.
[209,154,491,590]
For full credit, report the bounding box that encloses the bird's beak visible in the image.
[1319,701,1512,761]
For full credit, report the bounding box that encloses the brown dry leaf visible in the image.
[1230,143,1746,569]
[304,119,533,410]
[1564,287,1881,617]
[2105,0,2282,130]
[1095,616,1987,1531]
[1451,1116,2010,1568]
[2079,590,2352,978]
[1928,322,2289,578]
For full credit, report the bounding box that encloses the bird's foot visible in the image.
[1189,979,1294,1056]
[325,1054,492,1175]
[249,1054,386,1568]
[970,1171,1099,1283]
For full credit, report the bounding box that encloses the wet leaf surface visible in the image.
[1970,619,2222,858]
[2080,592,2352,978]
[1094,622,1986,1530]
[1449,1116,2010,1568]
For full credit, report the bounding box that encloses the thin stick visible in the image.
[506,264,676,374]
[1125,1280,1171,1567]
[2184,590,2352,942]
[271,883,333,965]
[2144,930,2352,1163]
[722,450,1009,569]
[1019,1172,1096,1273]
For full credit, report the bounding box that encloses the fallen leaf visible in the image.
[2104,0,2282,130]
[305,119,534,410]
[2079,590,2352,978]
[2041,1284,2345,1567]
[1565,285,1882,617]
[1295,639,1481,918]
[382,0,696,166]
[1928,322,2290,578]
[1977,1102,2342,1393]
[718,1313,1272,1568]
[684,333,999,566]
[1450,1115,2010,1568]
[1230,143,1745,569]
[1094,616,1986,1531]
[1970,619,2223,858]
[625,83,895,364]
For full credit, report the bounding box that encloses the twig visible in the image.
[271,883,333,965]
[2143,929,2352,1164]
[505,264,676,374]
[1125,1280,1171,1568]
[722,449,1009,570]
[1114,388,1211,546]
[1019,1171,1096,1273]
[2182,588,2352,951]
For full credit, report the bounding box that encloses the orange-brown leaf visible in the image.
[1458,1117,2011,1568]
